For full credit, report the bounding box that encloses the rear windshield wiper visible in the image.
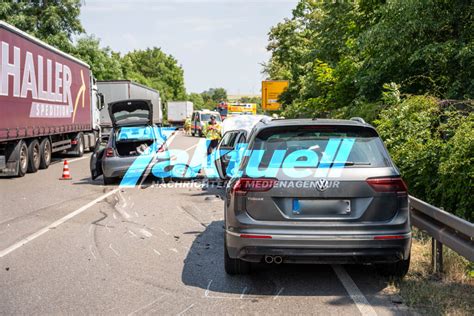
[332,161,371,166]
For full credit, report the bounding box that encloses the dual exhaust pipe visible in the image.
[264,255,283,264]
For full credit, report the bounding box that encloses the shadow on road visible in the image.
[181,220,389,300]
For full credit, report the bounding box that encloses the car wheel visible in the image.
[103,175,117,185]
[27,139,41,173]
[39,138,52,169]
[17,141,29,177]
[376,256,410,279]
[224,236,250,275]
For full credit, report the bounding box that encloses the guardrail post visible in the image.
[432,238,443,273]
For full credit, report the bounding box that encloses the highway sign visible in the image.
[262,80,289,111]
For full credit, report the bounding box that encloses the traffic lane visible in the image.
[0,132,195,266]
[168,130,202,152]
[1,185,359,315]
[0,153,110,250]
[1,182,406,315]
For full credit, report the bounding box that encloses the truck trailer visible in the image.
[97,80,162,135]
[167,101,193,125]
[0,21,103,177]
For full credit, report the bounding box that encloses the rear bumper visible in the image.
[103,156,170,178]
[226,231,411,263]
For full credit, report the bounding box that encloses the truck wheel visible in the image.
[27,139,41,173]
[73,133,84,157]
[39,138,52,169]
[17,141,29,177]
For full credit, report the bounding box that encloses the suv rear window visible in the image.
[251,125,392,168]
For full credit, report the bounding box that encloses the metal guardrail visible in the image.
[409,196,474,273]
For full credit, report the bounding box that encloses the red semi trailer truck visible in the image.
[0,21,103,177]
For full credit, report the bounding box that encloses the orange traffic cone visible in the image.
[59,160,72,180]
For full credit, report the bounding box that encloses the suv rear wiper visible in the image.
[331,161,372,166]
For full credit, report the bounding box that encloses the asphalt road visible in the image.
[0,132,412,315]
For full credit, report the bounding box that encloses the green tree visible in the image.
[187,93,204,110]
[0,0,84,52]
[202,88,227,103]
[122,48,186,102]
[73,36,123,80]
[201,88,227,109]
[265,0,474,117]
[375,96,473,221]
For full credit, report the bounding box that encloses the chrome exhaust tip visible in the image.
[264,255,274,264]
[274,256,283,264]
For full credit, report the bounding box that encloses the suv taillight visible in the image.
[105,147,115,157]
[231,178,277,196]
[366,177,407,193]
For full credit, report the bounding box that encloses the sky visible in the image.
[80,0,298,95]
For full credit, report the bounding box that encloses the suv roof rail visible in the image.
[350,117,366,124]
[260,117,273,124]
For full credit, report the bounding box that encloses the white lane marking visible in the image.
[177,303,195,315]
[204,280,213,297]
[240,287,248,299]
[153,249,161,256]
[184,143,198,153]
[273,287,284,300]
[0,188,120,258]
[67,155,90,164]
[166,131,178,146]
[109,243,119,256]
[169,248,178,253]
[332,265,377,316]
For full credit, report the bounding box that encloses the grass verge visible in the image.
[387,232,473,315]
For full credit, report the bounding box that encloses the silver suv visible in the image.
[222,118,411,277]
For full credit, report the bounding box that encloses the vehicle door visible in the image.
[90,137,108,180]
[215,130,245,179]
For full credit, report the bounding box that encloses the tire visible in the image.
[17,141,29,177]
[72,133,84,157]
[191,130,195,137]
[103,175,117,185]
[39,138,52,169]
[224,236,250,275]
[27,139,40,173]
[198,130,203,137]
[376,256,410,279]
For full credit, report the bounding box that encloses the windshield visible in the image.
[251,125,392,168]
[200,113,222,122]
[110,100,152,126]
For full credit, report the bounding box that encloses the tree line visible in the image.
[265,0,473,220]
[0,0,212,104]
